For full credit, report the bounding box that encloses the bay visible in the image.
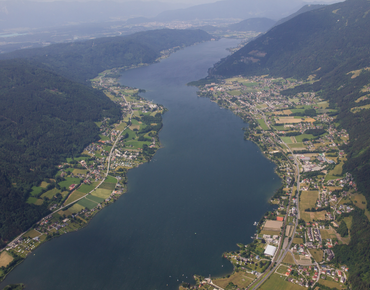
[0,38,281,290]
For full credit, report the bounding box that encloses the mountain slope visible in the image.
[0,29,212,83]
[228,18,276,33]
[155,0,305,22]
[210,0,370,79]
[208,0,370,288]
[0,59,121,245]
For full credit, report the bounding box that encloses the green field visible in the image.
[281,137,293,144]
[40,181,49,188]
[329,161,344,176]
[318,279,346,289]
[68,203,86,214]
[288,143,306,149]
[59,177,81,189]
[105,176,117,184]
[78,182,99,194]
[86,194,104,203]
[26,197,38,204]
[64,190,85,205]
[98,134,110,141]
[229,90,241,96]
[276,265,290,275]
[99,182,116,191]
[309,249,323,263]
[260,273,305,290]
[77,198,98,210]
[213,271,255,289]
[125,140,150,149]
[41,188,59,199]
[91,188,112,199]
[299,191,321,222]
[30,186,43,197]
[257,119,269,130]
[72,169,88,175]
[295,134,315,142]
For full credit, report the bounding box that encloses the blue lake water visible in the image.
[0,38,281,290]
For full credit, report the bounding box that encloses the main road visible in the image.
[249,110,301,290]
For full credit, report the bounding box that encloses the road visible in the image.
[1,95,133,252]
[249,110,301,290]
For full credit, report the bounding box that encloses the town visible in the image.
[180,76,362,290]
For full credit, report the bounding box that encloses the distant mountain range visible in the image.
[0,0,188,31]
[0,29,212,83]
[154,0,305,22]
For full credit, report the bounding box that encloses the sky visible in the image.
[20,0,344,3]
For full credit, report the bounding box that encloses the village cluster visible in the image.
[0,69,164,279]
[181,76,360,290]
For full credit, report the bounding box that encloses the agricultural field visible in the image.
[282,252,295,264]
[69,203,85,214]
[24,229,41,239]
[259,273,305,290]
[299,191,320,222]
[281,137,293,144]
[257,119,269,130]
[41,188,59,199]
[58,177,81,189]
[91,188,112,199]
[40,181,50,188]
[77,197,99,210]
[72,169,88,175]
[30,186,43,197]
[318,279,346,289]
[308,249,323,263]
[64,190,85,206]
[0,251,14,267]
[320,229,337,240]
[295,134,315,142]
[78,182,100,194]
[292,238,304,244]
[213,271,256,289]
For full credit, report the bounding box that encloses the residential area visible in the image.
[180,76,362,290]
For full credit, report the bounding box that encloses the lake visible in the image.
[0,38,281,290]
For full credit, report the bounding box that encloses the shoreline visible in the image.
[0,69,167,285]
[182,76,354,290]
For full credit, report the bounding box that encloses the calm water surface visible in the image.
[0,39,281,290]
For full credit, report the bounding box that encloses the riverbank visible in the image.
[0,70,166,284]
[183,76,355,290]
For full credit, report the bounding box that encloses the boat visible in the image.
[253,221,257,226]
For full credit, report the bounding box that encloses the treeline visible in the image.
[0,29,212,83]
[334,208,370,289]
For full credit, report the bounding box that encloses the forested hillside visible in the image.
[0,59,121,245]
[0,29,212,83]
[208,0,370,288]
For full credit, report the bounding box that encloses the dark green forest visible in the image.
[0,59,121,245]
[207,0,370,288]
[0,29,212,83]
